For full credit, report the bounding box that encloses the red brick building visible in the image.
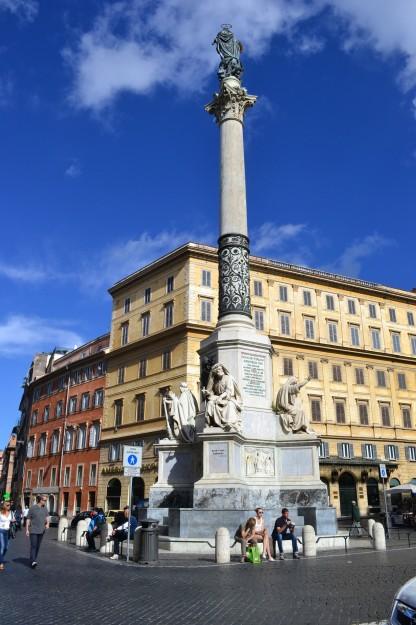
[23,334,109,516]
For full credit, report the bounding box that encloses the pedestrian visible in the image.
[85,507,106,551]
[0,499,13,571]
[26,495,49,568]
[272,508,300,560]
[14,505,22,531]
[23,505,29,527]
[107,506,138,560]
[350,500,362,537]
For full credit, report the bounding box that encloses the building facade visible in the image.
[0,432,17,501]
[98,242,416,518]
[22,335,109,515]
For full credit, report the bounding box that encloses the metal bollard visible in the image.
[215,527,230,564]
[58,517,69,542]
[302,525,317,557]
[133,526,142,562]
[373,522,386,551]
[76,519,88,548]
[99,522,113,554]
[367,518,375,539]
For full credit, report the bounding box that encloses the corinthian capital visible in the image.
[205,76,257,124]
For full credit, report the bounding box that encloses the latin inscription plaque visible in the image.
[208,442,229,474]
[242,351,266,398]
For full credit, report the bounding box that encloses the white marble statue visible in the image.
[163,383,198,444]
[203,363,243,433]
[275,376,315,434]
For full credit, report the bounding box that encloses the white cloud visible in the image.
[65,0,416,119]
[0,315,83,356]
[0,0,37,20]
[323,233,393,277]
[65,159,81,178]
[0,262,48,282]
[253,222,306,253]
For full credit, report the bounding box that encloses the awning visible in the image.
[386,483,416,495]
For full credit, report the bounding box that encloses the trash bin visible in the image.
[137,518,159,563]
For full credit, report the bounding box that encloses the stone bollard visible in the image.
[58,517,69,542]
[367,518,375,539]
[215,527,230,564]
[76,519,88,548]
[133,526,142,562]
[373,522,386,551]
[99,522,114,554]
[302,525,317,557]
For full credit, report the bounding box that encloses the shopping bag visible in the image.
[246,544,261,564]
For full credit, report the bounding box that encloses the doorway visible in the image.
[106,478,121,511]
[339,472,357,517]
[132,477,145,509]
[366,478,380,508]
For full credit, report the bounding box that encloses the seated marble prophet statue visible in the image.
[275,376,315,435]
[204,363,242,433]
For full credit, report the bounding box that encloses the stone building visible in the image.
[0,432,17,500]
[98,242,416,519]
[22,335,109,515]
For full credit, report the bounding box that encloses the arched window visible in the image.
[390,478,400,487]
[38,434,46,457]
[64,430,73,452]
[77,426,86,450]
[50,431,59,454]
[366,478,380,507]
[89,423,100,448]
[106,478,121,511]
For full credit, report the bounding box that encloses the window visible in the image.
[358,402,369,425]
[202,270,211,287]
[76,426,86,450]
[25,470,32,488]
[124,298,131,313]
[347,299,356,315]
[328,322,338,343]
[408,312,415,326]
[392,332,401,353]
[335,401,346,424]
[162,350,171,370]
[63,466,70,487]
[371,328,381,350]
[308,361,318,379]
[280,313,290,336]
[164,302,174,328]
[142,312,150,336]
[81,392,90,411]
[326,294,335,311]
[144,287,151,304]
[121,322,129,346]
[117,366,125,384]
[68,396,77,414]
[89,464,97,486]
[50,467,57,487]
[108,443,121,462]
[402,406,412,429]
[311,399,321,422]
[43,405,49,422]
[332,365,342,383]
[254,309,264,331]
[411,336,416,355]
[27,437,34,458]
[318,441,329,458]
[279,285,288,302]
[38,434,46,456]
[138,358,147,378]
[389,308,397,323]
[114,400,123,428]
[355,368,365,385]
[89,424,100,448]
[76,465,83,487]
[58,375,65,391]
[303,290,312,306]
[94,389,104,407]
[31,410,38,426]
[386,444,398,461]
[407,446,416,462]
[33,388,40,401]
[166,275,174,293]
[201,300,212,322]
[96,361,105,376]
[350,325,360,347]
[304,317,315,340]
[369,303,377,319]
[55,401,63,418]
[64,430,73,452]
[50,431,59,454]
[376,370,386,387]
[283,358,293,376]
[136,394,145,422]
[362,443,376,460]
[254,280,263,296]
[46,382,52,396]
[380,403,391,427]
[339,442,353,459]
[37,469,44,488]
[398,373,407,390]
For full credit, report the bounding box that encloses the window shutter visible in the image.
[337,443,342,458]
[405,446,410,461]
[394,445,399,460]
[372,444,377,459]
[384,445,389,460]
[349,444,354,459]
[361,444,366,458]
[324,442,329,458]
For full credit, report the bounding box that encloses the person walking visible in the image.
[26,495,49,568]
[0,500,14,571]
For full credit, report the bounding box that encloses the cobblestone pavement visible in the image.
[2,529,414,625]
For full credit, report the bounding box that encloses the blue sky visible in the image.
[1,0,416,447]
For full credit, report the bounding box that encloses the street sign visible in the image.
[379,463,388,479]
[123,445,143,469]
[124,466,141,477]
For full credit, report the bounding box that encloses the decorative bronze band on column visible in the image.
[218,233,251,318]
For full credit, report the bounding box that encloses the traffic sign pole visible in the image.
[126,476,132,562]
[122,445,142,563]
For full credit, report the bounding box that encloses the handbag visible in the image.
[246,544,261,564]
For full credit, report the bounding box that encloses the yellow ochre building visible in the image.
[97,242,416,519]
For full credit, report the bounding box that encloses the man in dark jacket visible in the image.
[107,506,138,560]
[85,508,105,551]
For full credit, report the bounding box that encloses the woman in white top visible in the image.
[254,507,274,561]
[0,500,13,571]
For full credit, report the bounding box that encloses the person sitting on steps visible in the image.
[272,508,300,560]
[107,506,138,560]
[253,507,275,561]
[234,517,259,563]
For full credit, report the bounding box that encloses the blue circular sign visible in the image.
[127,454,138,466]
